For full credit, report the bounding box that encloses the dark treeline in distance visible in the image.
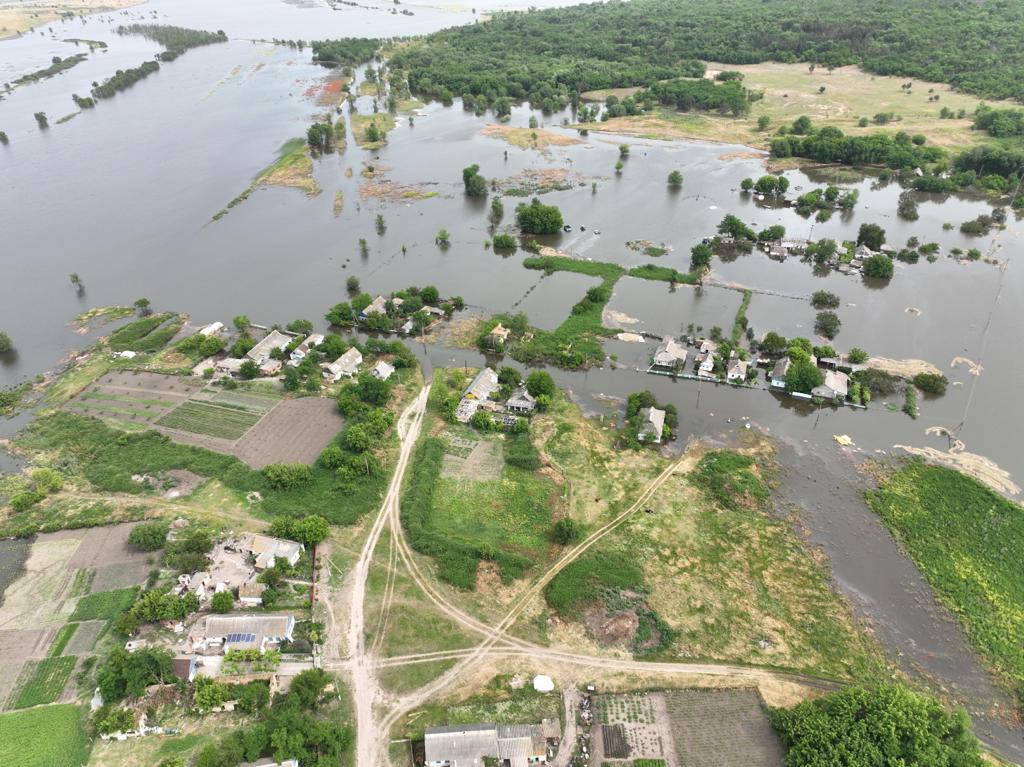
[13,53,87,86]
[117,24,227,61]
[312,38,381,67]
[391,0,1024,113]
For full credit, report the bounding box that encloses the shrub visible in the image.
[492,233,517,249]
[863,253,894,279]
[127,521,170,551]
[848,347,868,364]
[913,372,948,395]
[515,197,563,234]
[263,463,313,490]
[814,311,841,339]
[810,290,840,309]
[210,590,234,613]
[552,518,584,545]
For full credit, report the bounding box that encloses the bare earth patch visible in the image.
[234,397,344,469]
[482,124,582,150]
[0,0,141,39]
[867,356,941,378]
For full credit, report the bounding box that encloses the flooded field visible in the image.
[2,0,1023,758]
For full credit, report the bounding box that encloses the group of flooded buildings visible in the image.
[647,334,862,404]
[756,237,894,275]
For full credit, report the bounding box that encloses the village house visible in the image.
[258,359,282,377]
[727,357,749,383]
[238,581,268,607]
[171,655,198,683]
[233,533,304,570]
[246,330,292,365]
[289,334,324,363]
[193,614,295,655]
[425,723,548,767]
[488,323,511,349]
[812,369,849,401]
[505,386,536,414]
[371,360,395,381]
[215,357,246,377]
[770,357,791,388]
[651,335,688,371]
[361,295,404,319]
[456,367,501,423]
[637,406,666,444]
[322,347,363,382]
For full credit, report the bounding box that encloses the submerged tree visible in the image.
[0,331,12,353]
[667,170,683,187]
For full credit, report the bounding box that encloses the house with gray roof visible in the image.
[505,386,536,414]
[769,357,790,388]
[425,723,548,767]
[651,335,688,371]
[812,369,849,401]
[638,406,666,444]
[246,330,292,365]
[463,367,500,401]
[322,347,362,382]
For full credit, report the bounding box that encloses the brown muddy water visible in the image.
[1,0,1023,759]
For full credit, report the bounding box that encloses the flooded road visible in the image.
[2,0,1023,759]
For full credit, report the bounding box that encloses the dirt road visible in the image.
[346,385,429,767]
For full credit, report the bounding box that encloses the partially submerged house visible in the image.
[769,357,790,388]
[651,335,688,371]
[199,322,224,337]
[726,357,749,383]
[322,347,363,382]
[425,723,548,767]
[361,295,403,319]
[246,330,292,365]
[637,406,666,444]
[812,369,849,401]
[195,614,295,654]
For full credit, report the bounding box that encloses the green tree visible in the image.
[490,197,504,223]
[690,243,713,271]
[740,177,754,192]
[757,114,770,130]
[263,463,313,490]
[436,229,451,245]
[239,360,260,379]
[290,668,331,709]
[525,370,556,398]
[913,372,948,394]
[759,331,788,356]
[771,684,982,767]
[0,331,12,354]
[848,347,868,363]
[814,311,841,339]
[210,590,234,613]
[233,315,250,332]
[857,223,886,250]
[462,164,488,196]
[552,518,584,545]
[667,170,683,186]
[346,276,360,294]
[863,253,894,279]
[515,197,563,234]
[785,357,824,393]
[128,521,170,552]
[493,233,517,249]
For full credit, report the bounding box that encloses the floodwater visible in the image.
[2,0,1023,758]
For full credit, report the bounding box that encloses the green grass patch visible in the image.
[69,586,138,621]
[108,313,182,353]
[690,450,769,511]
[544,549,645,619]
[48,623,79,657]
[0,705,90,767]
[0,499,144,539]
[11,656,77,708]
[731,289,752,344]
[66,400,159,419]
[81,391,176,408]
[867,462,1024,692]
[156,401,261,440]
[634,761,668,767]
[627,264,699,284]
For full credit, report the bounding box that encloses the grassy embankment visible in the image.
[213,138,320,221]
[867,461,1024,698]
[351,114,395,150]
[480,255,699,369]
[532,397,887,680]
[579,62,1019,152]
[481,124,582,150]
[12,53,88,87]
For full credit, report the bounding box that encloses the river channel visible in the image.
[1,0,1022,760]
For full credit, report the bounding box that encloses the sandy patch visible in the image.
[616,332,645,342]
[950,356,983,376]
[603,308,641,329]
[498,167,583,195]
[0,0,141,38]
[718,151,765,161]
[482,124,582,150]
[867,356,941,378]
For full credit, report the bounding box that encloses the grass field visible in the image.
[214,138,319,220]
[108,314,182,353]
[0,704,90,767]
[579,62,1018,151]
[10,656,77,708]
[351,114,395,149]
[48,623,79,656]
[867,461,1024,692]
[156,401,262,440]
[69,587,138,621]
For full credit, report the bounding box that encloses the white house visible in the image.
[770,357,791,388]
[812,370,849,401]
[638,407,666,443]
[726,358,749,383]
[651,335,687,370]
[199,322,224,337]
[322,347,363,381]
[289,334,324,362]
[246,330,292,365]
[236,533,304,570]
[371,360,395,381]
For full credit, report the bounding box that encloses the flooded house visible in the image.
[727,357,749,383]
[371,360,395,381]
[651,335,688,371]
[638,406,666,443]
[769,357,791,388]
[289,334,324,363]
[812,370,849,401]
